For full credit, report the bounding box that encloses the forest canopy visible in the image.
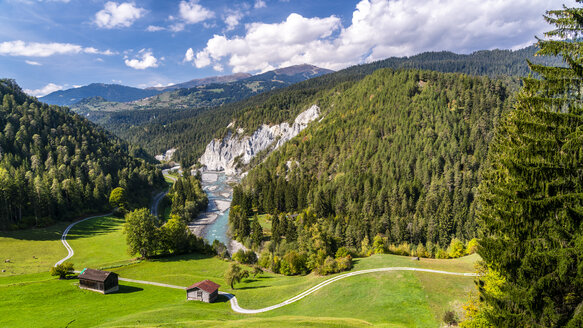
[0,79,165,229]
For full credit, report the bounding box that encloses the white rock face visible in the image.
[155,148,176,162]
[199,105,320,175]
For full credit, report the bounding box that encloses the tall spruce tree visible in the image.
[477,2,583,327]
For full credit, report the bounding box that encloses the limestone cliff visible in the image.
[199,105,320,175]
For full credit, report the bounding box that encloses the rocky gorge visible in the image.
[199,104,321,175]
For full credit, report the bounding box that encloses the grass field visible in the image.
[0,222,69,275]
[0,215,478,327]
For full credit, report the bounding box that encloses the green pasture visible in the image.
[0,215,478,327]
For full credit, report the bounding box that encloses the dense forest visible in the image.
[94,46,554,166]
[466,3,583,327]
[232,69,512,252]
[168,172,208,221]
[0,79,166,229]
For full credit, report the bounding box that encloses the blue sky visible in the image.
[0,0,570,96]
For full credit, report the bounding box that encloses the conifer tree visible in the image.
[477,2,583,327]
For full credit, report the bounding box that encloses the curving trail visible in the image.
[55,170,176,267]
[151,191,168,217]
[54,169,477,314]
[220,267,478,314]
[54,213,112,267]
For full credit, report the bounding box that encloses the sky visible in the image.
[0,0,572,97]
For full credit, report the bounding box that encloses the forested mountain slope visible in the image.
[234,69,512,249]
[39,83,162,106]
[0,79,165,229]
[114,46,552,166]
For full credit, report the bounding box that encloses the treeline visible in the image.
[95,46,553,167]
[124,208,211,259]
[168,172,208,220]
[234,69,512,250]
[229,207,353,275]
[0,79,166,229]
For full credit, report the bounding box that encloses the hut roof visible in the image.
[78,268,117,282]
[187,280,220,293]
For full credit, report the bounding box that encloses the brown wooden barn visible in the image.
[78,268,119,294]
[186,280,220,303]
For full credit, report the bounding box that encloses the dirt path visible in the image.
[221,267,478,314]
[151,190,168,217]
[118,277,185,290]
[55,170,175,267]
[54,213,112,267]
[54,172,477,315]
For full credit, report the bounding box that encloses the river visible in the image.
[188,171,244,253]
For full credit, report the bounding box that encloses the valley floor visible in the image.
[0,215,479,327]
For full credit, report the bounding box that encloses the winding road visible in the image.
[54,213,112,267]
[55,170,177,268]
[222,267,478,314]
[54,171,477,314]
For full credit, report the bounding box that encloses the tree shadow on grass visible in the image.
[235,285,268,290]
[0,215,121,241]
[149,253,217,263]
[115,285,143,294]
[65,217,124,240]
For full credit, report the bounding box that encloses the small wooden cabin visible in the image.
[186,280,220,303]
[78,268,119,294]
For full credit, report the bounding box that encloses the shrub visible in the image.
[465,238,479,255]
[50,262,74,279]
[212,240,229,258]
[443,310,458,326]
[232,249,257,264]
[436,247,449,259]
[279,259,291,275]
[448,238,465,258]
[336,255,353,271]
[416,243,427,258]
[372,234,387,254]
[283,251,308,275]
[335,246,350,259]
[257,249,271,268]
[319,256,338,275]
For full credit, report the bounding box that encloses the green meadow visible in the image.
[0,215,478,327]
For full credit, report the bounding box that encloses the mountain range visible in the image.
[39,83,162,106]
[39,64,333,110]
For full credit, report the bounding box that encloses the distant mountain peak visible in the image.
[272,64,333,76]
[146,73,252,92]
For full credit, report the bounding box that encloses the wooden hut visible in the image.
[78,268,119,294]
[186,280,220,303]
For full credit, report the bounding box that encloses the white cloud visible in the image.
[25,60,41,66]
[146,25,165,32]
[24,83,63,97]
[0,41,114,57]
[184,47,194,62]
[124,49,159,69]
[178,0,214,24]
[213,63,224,72]
[84,47,116,55]
[225,10,243,31]
[188,13,341,72]
[169,23,185,32]
[190,0,566,73]
[139,81,176,88]
[94,1,146,29]
[254,0,266,9]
